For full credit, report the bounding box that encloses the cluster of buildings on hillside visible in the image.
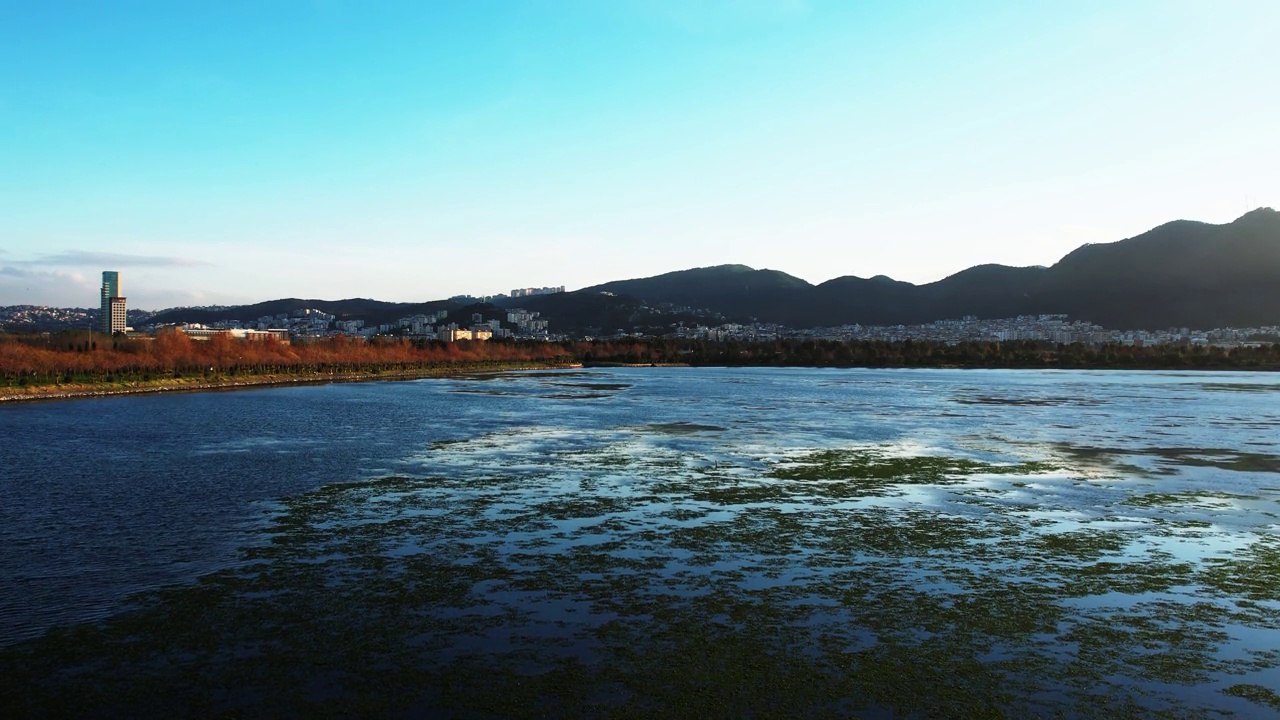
[361,308,552,341]
[504,309,550,335]
[68,272,566,343]
[450,286,566,304]
[3,271,1276,348]
[1,272,139,335]
[670,315,1280,348]
[509,286,565,298]
[0,305,97,331]
[3,273,141,333]
[169,307,559,343]
[668,322,787,342]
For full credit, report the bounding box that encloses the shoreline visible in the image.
[0,362,584,404]
[581,362,692,368]
[3,361,1276,404]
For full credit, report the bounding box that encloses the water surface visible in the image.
[2,368,1279,717]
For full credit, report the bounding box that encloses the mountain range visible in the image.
[150,208,1280,333]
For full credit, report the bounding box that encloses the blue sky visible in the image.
[2,0,1277,309]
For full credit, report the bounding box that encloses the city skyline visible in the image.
[3,1,1278,310]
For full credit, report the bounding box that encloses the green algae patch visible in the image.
[1224,683,1280,710]
[1197,536,1280,602]
[534,496,632,520]
[1125,491,1262,508]
[5,428,1280,719]
[768,448,1058,490]
[1025,528,1131,560]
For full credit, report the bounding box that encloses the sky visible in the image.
[2,1,1277,310]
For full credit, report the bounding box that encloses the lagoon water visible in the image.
[2,367,1280,717]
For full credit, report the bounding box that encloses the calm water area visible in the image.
[2,367,1279,717]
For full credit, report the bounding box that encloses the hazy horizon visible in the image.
[3,1,1277,310]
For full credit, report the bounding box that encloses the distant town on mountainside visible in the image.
[3,208,1279,348]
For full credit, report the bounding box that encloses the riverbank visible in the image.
[582,362,692,368]
[0,361,583,403]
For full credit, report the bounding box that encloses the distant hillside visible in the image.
[143,291,708,336]
[584,265,813,323]
[499,291,716,335]
[148,298,458,327]
[574,209,1280,329]
[138,208,1280,332]
[1030,208,1280,328]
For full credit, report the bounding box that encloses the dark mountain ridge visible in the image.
[581,208,1280,329]
[582,265,812,323]
[141,208,1280,332]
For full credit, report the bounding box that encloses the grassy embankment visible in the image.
[0,332,581,402]
[5,332,1279,403]
[0,361,582,402]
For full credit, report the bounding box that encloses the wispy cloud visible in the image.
[15,251,213,268]
[0,265,248,310]
[0,266,87,281]
[0,265,96,306]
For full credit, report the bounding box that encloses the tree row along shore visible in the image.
[2,332,1279,401]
